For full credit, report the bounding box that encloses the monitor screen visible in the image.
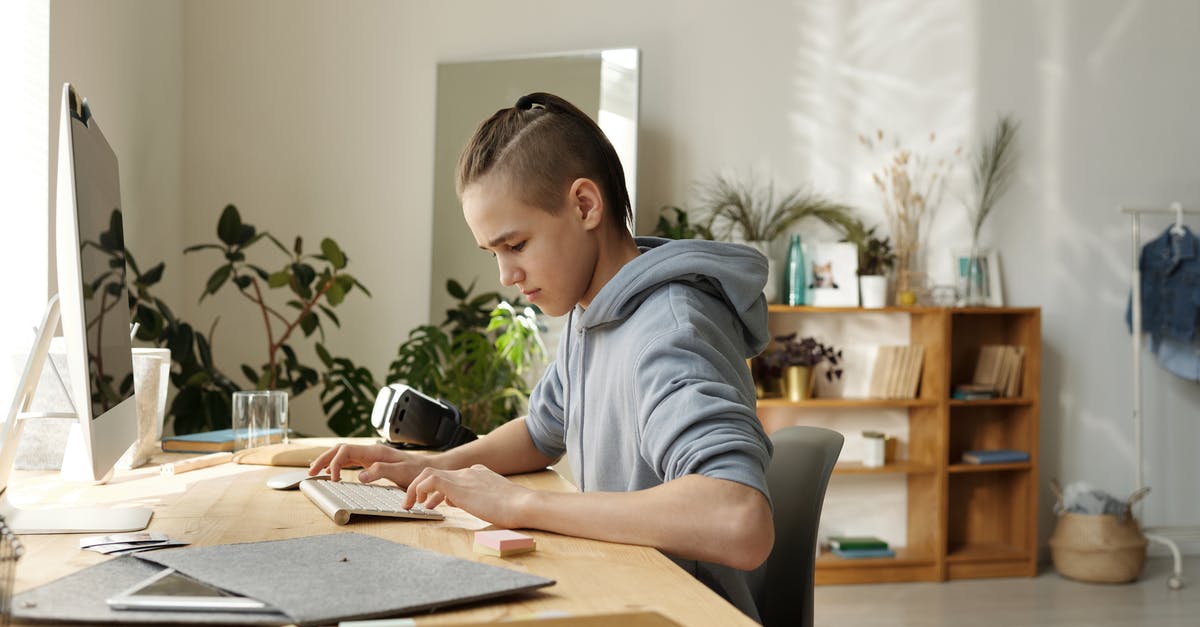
[69,103,134,418]
[55,83,139,484]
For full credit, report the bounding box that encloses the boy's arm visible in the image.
[429,417,557,475]
[314,418,556,485]
[403,466,774,572]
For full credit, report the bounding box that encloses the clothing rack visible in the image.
[1120,202,1199,591]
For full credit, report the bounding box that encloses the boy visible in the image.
[311,92,774,619]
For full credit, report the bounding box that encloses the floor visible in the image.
[814,557,1198,626]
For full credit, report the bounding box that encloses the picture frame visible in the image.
[951,248,1004,307]
[804,242,859,306]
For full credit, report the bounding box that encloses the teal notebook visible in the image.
[160,429,237,453]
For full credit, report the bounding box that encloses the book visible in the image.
[160,429,238,453]
[831,547,896,559]
[952,383,996,400]
[962,449,1030,464]
[828,535,888,550]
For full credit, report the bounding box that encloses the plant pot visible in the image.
[859,275,888,308]
[782,365,815,401]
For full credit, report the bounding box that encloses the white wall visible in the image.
[72,0,1197,549]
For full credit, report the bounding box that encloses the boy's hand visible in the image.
[308,443,426,486]
[402,464,534,528]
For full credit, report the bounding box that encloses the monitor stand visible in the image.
[0,296,152,534]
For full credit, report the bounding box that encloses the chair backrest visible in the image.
[750,426,843,627]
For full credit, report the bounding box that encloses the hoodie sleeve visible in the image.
[634,327,773,500]
[524,359,567,460]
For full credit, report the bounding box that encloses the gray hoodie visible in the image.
[525,236,773,620]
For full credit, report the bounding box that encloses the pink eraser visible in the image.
[474,530,535,551]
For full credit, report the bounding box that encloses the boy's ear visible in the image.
[569,178,605,230]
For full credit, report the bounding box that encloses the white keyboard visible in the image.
[298,479,444,525]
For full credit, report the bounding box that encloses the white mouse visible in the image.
[266,469,330,490]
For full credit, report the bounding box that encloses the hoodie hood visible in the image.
[577,237,770,354]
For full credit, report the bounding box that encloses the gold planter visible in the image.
[782,365,815,401]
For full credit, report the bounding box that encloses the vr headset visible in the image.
[370,384,476,450]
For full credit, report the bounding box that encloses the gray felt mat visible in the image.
[14,533,553,626]
[11,555,290,624]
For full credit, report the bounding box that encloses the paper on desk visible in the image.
[86,540,191,555]
[79,532,169,549]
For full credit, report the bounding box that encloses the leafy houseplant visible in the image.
[653,206,713,240]
[754,332,843,401]
[694,172,859,304]
[117,203,369,434]
[694,173,859,243]
[841,222,897,277]
[841,221,898,308]
[318,279,546,437]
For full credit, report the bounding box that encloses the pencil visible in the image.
[160,451,234,476]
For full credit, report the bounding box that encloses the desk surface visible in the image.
[7,440,754,626]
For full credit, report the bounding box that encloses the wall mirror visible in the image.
[429,49,640,321]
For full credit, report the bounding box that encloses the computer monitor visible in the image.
[0,83,151,533]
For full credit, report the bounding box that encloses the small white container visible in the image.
[863,431,886,467]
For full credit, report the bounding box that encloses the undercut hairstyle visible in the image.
[456,92,632,233]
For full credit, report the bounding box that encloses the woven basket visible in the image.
[1049,512,1147,583]
[1048,482,1149,584]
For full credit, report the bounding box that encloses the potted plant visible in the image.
[960,114,1019,306]
[842,221,897,308]
[694,172,858,303]
[769,332,843,401]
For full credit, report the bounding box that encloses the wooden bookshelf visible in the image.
[757,306,1040,585]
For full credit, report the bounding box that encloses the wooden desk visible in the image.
[6,442,754,626]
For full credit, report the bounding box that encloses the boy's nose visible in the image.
[498,259,523,287]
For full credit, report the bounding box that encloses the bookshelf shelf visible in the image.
[948,398,1034,407]
[833,461,937,475]
[816,547,935,568]
[756,398,937,409]
[947,462,1032,474]
[945,542,1026,563]
[767,305,943,314]
[758,306,1040,585]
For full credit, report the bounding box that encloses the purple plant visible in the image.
[773,332,843,381]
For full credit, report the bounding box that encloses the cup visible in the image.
[232,390,289,450]
[117,347,172,469]
[862,431,886,468]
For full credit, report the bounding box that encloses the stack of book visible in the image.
[951,383,996,400]
[962,449,1030,464]
[963,344,1025,398]
[827,535,895,559]
[868,345,925,399]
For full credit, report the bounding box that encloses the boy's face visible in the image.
[462,175,600,317]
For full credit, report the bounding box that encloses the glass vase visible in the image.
[962,241,990,307]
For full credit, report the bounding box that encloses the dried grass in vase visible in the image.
[860,130,959,302]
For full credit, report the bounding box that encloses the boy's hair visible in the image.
[456,92,632,233]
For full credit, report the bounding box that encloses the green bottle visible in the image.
[786,234,806,306]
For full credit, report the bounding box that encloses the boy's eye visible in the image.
[510,241,526,252]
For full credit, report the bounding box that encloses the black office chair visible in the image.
[749,426,844,627]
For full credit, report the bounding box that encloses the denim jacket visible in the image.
[1126,225,1200,344]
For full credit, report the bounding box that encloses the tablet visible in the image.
[106,567,272,612]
